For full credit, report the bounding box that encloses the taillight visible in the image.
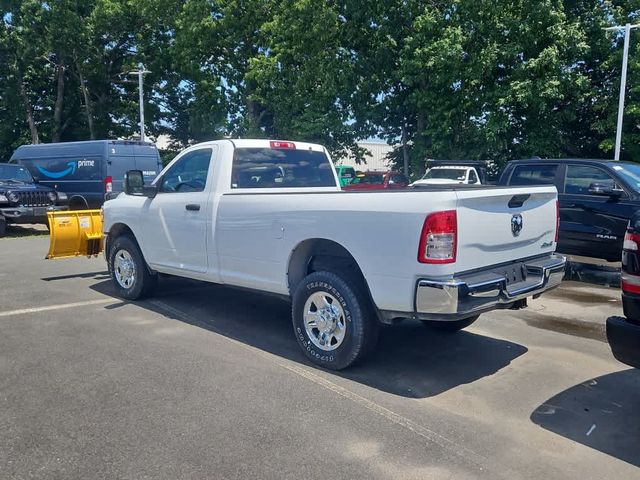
[555,200,560,243]
[623,231,640,251]
[622,273,640,294]
[105,176,113,193]
[418,210,457,264]
[270,140,296,149]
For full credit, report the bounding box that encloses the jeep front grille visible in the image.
[15,191,53,207]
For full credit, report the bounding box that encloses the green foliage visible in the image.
[0,0,639,170]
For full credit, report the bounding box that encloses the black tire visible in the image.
[0,218,5,237]
[421,315,479,333]
[108,235,157,300]
[292,271,379,370]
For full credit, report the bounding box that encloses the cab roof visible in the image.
[189,139,327,153]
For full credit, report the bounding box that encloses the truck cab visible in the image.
[413,166,482,186]
[334,165,356,187]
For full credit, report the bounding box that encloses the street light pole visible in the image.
[128,66,151,142]
[604,23,640,161]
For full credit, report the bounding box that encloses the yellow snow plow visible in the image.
[46,210,103,259]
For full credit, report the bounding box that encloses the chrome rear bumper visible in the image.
[414,253,566,320]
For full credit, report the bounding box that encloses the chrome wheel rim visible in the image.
[113,249,136,289]
[303,292,346,351]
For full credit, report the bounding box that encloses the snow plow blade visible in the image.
[46,210,103,259]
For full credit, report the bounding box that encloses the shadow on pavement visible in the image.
[90,275,528,399]
[42,271,110,282]
[3,224,49,238]
[531,369,640,467]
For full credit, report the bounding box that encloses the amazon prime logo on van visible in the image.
[511,214,523,237]
[36,159,94,179]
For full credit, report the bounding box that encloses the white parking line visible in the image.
[0,299,113,318]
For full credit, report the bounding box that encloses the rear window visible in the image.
[231,148,335,188]
[424,168,466,181]
[509,164,558,186]
[340,167,355,179]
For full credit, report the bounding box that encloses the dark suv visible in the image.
[0,163,68,236]
[500,159,640,261]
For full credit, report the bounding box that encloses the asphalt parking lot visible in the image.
[1,232,639,479]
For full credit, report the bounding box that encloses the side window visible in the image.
[509,164,558,186]
[161,149,212,193]
[565,165,617,195]
[468,170,478,184]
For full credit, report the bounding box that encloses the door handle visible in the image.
[185,204,200,211]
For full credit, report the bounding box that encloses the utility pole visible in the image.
[128,66,151,142]
[604,23,640,161]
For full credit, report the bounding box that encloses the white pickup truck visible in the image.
[100,139,565,369]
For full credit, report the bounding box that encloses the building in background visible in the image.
[335,141,395,171]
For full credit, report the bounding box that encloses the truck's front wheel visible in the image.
[292,271,379,370]
[108,235,157,300]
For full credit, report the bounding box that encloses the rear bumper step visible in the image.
[414,253,566,320]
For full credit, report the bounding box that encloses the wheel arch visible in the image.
[287,238,379,316]
[106,222,152,272]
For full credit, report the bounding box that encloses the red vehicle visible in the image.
[342,171,409,191]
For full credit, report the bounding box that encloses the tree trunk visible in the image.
[19,82,39,144]
[52,64,65,143]
[76,62,95,139]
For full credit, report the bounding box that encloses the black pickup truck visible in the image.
[499,159,640,261]
[0,163,68,236]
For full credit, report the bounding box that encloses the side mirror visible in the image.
[124,170,158,198]
[588,182,623,197]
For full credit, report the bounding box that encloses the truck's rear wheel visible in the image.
[421,315,479,332]
[108,235,157,300]
[292,271,379,370]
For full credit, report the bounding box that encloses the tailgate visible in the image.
[455,186,557,271]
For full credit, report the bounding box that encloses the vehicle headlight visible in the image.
[0,194,7,204]
[56,191,67,200]
[7,191,19,203]
[48,191,57,203]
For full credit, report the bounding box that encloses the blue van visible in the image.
[10,140,162,209]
